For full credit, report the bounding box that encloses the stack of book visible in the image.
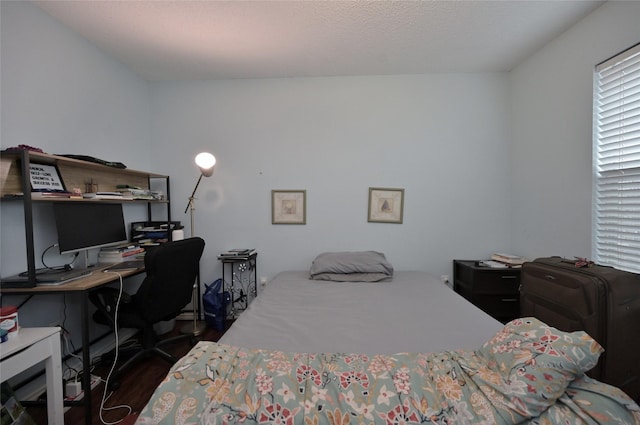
[82,191,126,200]
[485,253,527,268]
[116,187,156,200]
[98,243,145,263]
[31,191,83,199]
[218,249,256,260]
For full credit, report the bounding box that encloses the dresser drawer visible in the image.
[472,270,520,294]
[473,294,520,320]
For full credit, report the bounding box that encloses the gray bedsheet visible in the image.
[219,270,503,354]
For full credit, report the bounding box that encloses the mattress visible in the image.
[219,270,503,354]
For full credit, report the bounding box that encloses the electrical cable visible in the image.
[62,294,84,360]
[59,294,85,392]
[62,364,80,382]
[57,295,86,400]
[58,296,82,362]
[16,294,34,309]
[18,244,79,277]
[41,243,79,270]
[98,271,132,424]
[61,295,81,358]
[62,329,83,362]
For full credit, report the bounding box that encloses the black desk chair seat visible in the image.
[90,237,205,387]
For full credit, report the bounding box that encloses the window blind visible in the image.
[593,43,640,273]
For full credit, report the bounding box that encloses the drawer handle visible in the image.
[501,298,518,302]
[501,275,518,280]
[545,274,556,280]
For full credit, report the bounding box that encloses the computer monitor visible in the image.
[53,203,128,254]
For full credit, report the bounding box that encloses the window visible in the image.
[593,43,640,273]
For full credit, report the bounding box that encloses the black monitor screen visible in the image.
[53,203,127,254]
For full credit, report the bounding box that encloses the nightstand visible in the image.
[218,251,257,318]
[453,260,521,323]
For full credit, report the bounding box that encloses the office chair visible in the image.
[89,237,205,387]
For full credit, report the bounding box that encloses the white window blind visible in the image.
[593,43,640,273]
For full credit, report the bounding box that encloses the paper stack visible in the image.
[218,249,256,260]
[489,253,526,268]
[99,244,145,263]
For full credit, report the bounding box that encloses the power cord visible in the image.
[98,271,132,424]
[18,244,79,276]
[42,243,79,270]
[61,297,84,362]
[59,294,97,402]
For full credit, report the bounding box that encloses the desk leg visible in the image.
[45,332,64,424]
[81,292,92,425]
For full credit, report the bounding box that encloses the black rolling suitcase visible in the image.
[520,256,640,401]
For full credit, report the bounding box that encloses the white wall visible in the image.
[510,1,640,260]
[0,2,151,167]
[0,2,151,343]
[150,74,512,284]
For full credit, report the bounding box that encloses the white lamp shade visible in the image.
[195,152,216,177]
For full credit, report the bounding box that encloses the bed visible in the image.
[135,252,640,424]
[218,270,503,355]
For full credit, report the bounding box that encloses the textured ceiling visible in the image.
[33,0,605,81]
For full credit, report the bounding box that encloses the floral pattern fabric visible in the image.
[136,318,640,425]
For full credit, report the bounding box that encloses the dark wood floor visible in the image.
[27,320,231,425]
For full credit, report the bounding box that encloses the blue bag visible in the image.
[202,279,230,331]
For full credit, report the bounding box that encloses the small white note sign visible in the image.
[29,163,66,191]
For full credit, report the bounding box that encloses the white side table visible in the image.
[0,327,64,425]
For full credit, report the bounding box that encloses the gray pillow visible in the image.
[310,251,394,281]
[310,272,392,282]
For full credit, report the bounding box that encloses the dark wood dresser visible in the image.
[453,260,521,323]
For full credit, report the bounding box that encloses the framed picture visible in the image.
[368,187,404,224]
[272,190,306,224]
[29,163,66,192]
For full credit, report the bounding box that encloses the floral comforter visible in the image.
[136,318,640,424]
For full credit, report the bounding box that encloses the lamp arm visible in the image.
[184,173,204,214]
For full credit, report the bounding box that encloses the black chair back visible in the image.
[134,237,205,324]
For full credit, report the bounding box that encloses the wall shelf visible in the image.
[0,149,171,287]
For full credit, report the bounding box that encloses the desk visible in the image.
[0,327,63,425]
[0,264,144,425]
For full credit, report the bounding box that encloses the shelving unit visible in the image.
[218,252,258,318]
[0,149,171,287]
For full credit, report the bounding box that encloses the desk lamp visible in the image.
[182,152,216,336]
